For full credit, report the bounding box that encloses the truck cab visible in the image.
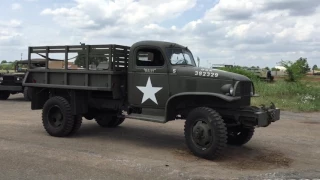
[127,41,258,121]
[23,40,280,160]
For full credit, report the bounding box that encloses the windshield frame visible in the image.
[165,47,197,67]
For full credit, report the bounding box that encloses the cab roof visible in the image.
[131,40,187,50]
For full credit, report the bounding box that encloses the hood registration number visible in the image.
[195,70,219,78]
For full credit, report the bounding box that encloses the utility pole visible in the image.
[197,57,200,67]
[21,53,23,60]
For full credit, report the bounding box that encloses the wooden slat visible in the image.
[28,69,126,75]
[23,83,111,91]
[64,46,68,85]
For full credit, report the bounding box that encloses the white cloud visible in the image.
[0,20,23,47]
[11,3,22,10]
[3,0,320,67]
[41,0,197,29]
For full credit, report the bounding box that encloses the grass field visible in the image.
[252,78,320,112]
[0,70,14,73]
[219,67,320,112]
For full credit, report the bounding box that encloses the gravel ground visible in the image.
[0,94,320,180]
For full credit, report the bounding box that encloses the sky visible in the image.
[0,0,319,68]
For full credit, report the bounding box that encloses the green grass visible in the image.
[220,67,320,112]
[0,70,14,73]
[252,80,320,112]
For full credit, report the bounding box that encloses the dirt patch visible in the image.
[300,121,320,125]
[172,149,202,162]
[173,147,293,171]
[220,149,293,170]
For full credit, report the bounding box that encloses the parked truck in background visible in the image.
[22,40,280,159]
[0,59,46,100]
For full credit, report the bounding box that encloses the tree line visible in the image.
[0,60,19,71]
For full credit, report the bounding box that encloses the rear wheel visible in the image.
[184,107,227,160]
[95,113,125,128]
[227,126,255,146]
[69,115,82,135]
[0,91,10,100]
[42,96,74,137]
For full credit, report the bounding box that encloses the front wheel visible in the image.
[184,107,227,160]
[0,91,10,100]
[23,87,32,101]
[227,127,255,146]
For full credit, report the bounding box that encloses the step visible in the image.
[125,113,166,123]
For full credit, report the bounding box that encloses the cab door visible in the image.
[128,46,169,109]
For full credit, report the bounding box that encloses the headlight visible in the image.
[221,84,234,96]
[229,86,234,95]
[16,77,22,81]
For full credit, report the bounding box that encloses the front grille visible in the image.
[2,76,20,85]
[235,81,252,96]
[240,81,252,96]
[3,76,15,82]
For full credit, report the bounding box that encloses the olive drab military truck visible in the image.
[22,41,280,159]
[0,59,46,101]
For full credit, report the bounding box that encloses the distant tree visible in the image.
[296,57,310,73]
[74,52,108,68]
[1,60,7,64]
[279,57,310,82]
[74,53,86,67]
[265,67,270,70]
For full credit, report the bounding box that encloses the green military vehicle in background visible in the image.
[0,59,46,100]
[22,40,280,159]
[245,67,274,81]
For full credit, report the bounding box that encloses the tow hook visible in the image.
[261,102,278,122]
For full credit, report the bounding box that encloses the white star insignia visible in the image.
[136,77,163,105]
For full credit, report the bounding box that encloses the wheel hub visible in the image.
[48,106,64,128]
[192,120,213,148]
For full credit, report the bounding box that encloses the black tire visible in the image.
[95,114,125,128]
[69,115,82,135]
[184,107,227,160]
[227,127,255,146]
[42,96,75,137]
[23,87,32,101]
[84,114,94,120]
[109,116,125,127]
[0,91,10,100]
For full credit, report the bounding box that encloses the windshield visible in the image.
[166,48,196,66]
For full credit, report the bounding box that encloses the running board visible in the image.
[125,113,166,123]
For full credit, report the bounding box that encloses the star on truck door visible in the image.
[128,48,169,108]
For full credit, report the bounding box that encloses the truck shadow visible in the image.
[6,96,26,102]
[71,121,293,168]
[74,122,186,150]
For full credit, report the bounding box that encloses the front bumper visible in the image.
[255,108,280,127]
[0,85,23,92]
[219,104,281,128]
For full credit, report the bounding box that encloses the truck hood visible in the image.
[173,66,251,81]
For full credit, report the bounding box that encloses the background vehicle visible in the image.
[244,67,274,81]
[23,41,280,159]
[0,59,46,100]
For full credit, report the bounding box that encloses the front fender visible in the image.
[165,92,241,121]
